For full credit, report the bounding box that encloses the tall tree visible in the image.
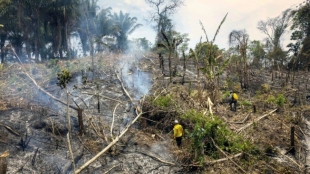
[249,40,266,68]
[158,30,182,82]
[289,1,310,70]
[229,30,249,89]
[111,11,142,51]
[145,0,183,44]
[257,9,291,69]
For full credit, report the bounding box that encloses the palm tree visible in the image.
[95,7,113,52]
[111,11,142,51]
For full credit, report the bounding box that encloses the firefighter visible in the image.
[229,91,238,111]
[173,120,184,147]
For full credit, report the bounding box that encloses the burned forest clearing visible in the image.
[1,0,310,174]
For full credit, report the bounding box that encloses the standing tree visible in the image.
[257,9,291,78]
[145,0,184,44]
[111,11,142,52]
[195,13,229,103]
[289,1,310,70]
[57,69,73,134]
[249,40,266,68]
[158,30,182,82]
[229,29,249,89]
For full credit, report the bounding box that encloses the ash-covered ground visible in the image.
[0,53,184,174]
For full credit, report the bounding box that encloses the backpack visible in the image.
[233,93,238,100]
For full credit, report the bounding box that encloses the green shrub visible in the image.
[276,94,286,108]
[181,110,256,163]
[181,109,206,124]
[255,90,262,95]
[57,69,72,89]
[152,95,173,107]
[261,83,270,93]
[266,95,276,104]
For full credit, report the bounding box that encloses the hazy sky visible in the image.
[98,0,304,50]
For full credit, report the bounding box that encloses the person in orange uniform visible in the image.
[173,120,184,147]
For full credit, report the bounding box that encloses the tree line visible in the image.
[0,0,148,63]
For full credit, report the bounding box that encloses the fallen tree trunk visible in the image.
[124,150,242,167]
[211,138,246,173]
[75,111,144,173]
[115,71,134,103]
[237,109,277,133]
[227,113,251,124]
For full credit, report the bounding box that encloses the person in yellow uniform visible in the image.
[173,120,184,147]
[229,91,238,112]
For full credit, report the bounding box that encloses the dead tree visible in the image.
[182,50,186,85]
[229,30,249,89]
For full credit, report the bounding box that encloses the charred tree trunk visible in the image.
[0,156,7,174]
[168,49,172,82]
[34,39,39,62]
[65,24,71,60]
[66,88,71,134]
[182,50,186,85]
[64,8,71,60]
[159,53,164,74]
[0,34,6,64]
[289,126,295,155]
[78,108,84,135]
[173,46,178,77]
[96,84,100,113]
[244,57,248,89]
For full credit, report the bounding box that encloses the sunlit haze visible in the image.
[99,0,304,50]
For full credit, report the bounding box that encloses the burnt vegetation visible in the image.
[0,0,310,174]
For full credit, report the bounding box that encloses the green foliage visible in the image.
[111,11,142,51]
[261,83,270,93]
[266,95,276,104]
[240,100,252,106]
[276,94,286,108]
[152,95,173,108]
[191,13,229,84]
[249,40,266,67]
[0,64,4,72]
[57,69,72,89]
[222,91,230,100]
[133,37,151,51]
[181,110,256,162]
[288,3,310,69]
[181,109,206,124]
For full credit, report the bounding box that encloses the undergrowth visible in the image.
[180,109,259,164]
[152,95,173,107]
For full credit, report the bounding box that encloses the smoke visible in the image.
[118,42,152,100]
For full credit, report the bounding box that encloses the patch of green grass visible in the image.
[240,100,252,106]
[266,95,276,104]
[152,95,173,107]
[222,91,230,100]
